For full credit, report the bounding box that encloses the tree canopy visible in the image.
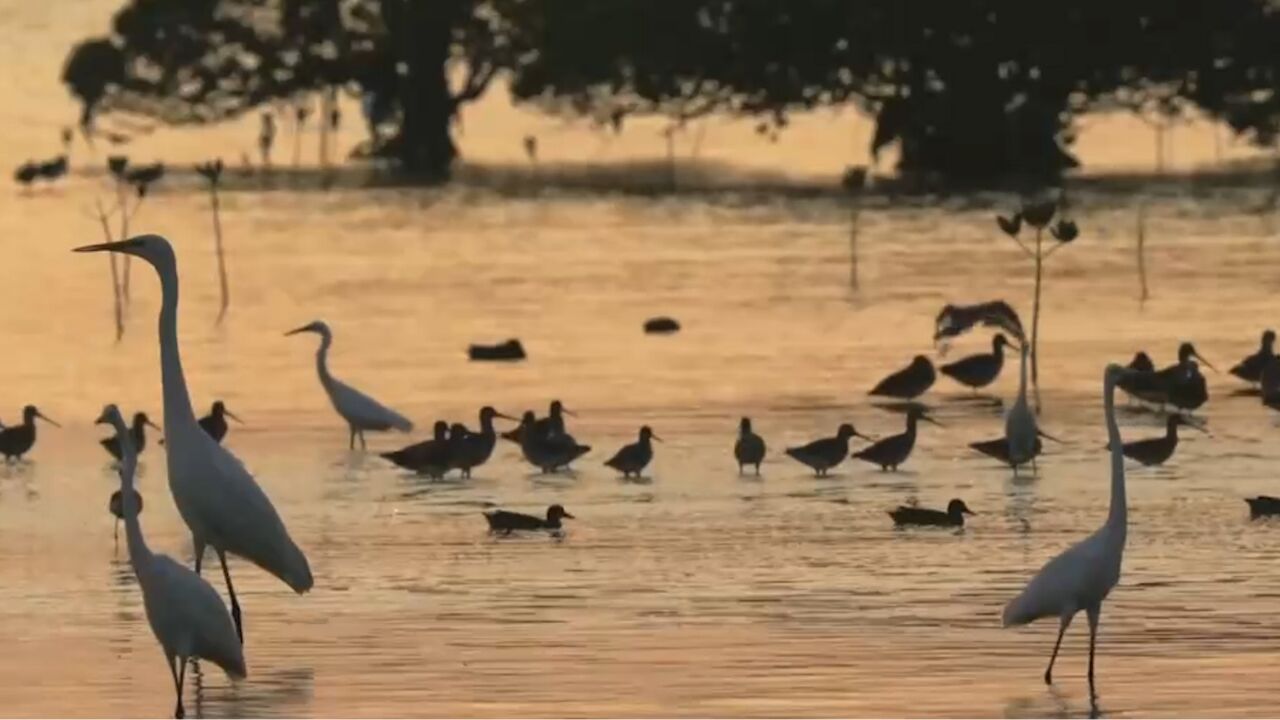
[63,0,1280,186]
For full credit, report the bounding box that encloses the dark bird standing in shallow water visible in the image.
[381,421,452,478]
[1230,329,1275,385]
[101,412,160,461]
[1108,414,1205,467]
[939,334,1010,392]
[869,355,936,400]
[605,426,660,478]
[1246,496,1280,519]
[734,417,766,474]
[852,406,941,471]
[109,488,144,541]
[969,435,1044,469]
[514,410,592,472]
[198,401,242,444]
[785,423,871,476]
[484,504,574,534]
[1127,342,1215,408]
[889,498,975,528]
[0,405,59,461]
[449,406,516,477]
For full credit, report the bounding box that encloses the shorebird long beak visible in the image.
[496,411,518,421]
[1193,351,1217,372]
[36,411,60,428]
[854,430,876,441]
[145,418,162,431]
[562,408,577,417]
[1037,428,1063,443]
[652,433,664,443]
[225,409,244,424]
[73,238,144,254]
[921,414,944,427]
[94,410,111,425]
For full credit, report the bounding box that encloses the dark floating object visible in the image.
[934,300,1026,346]
[869,355,936,400]
[1230,329,1276,385]
[484,504,574,534]
[890,498,975,528]
[1246,496,1280,519]
[468,339,526,362]
[644,317,681,334]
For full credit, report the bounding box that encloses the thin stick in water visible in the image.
[1136,203,1150,302]
[94,199,125,341]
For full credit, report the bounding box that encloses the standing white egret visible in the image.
[1005,342,1038,474]
[1002,363,1131,689]
[76,235,313,644]
[285,320,413,449]
[98,403,245,719]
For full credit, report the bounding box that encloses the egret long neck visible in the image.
[1104,375,1127,532]
[314,332,335,390]
[1016,345,1028,401]
[117,425,151,564]
[157,257,197,427]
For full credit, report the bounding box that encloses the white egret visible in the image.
[285,320,413,449]
[98,403,245,719]
[76,235,313,644]
[1005,342,1038,474]
[1002,363,1132,688]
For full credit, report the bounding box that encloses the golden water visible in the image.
[2,2,1280,717]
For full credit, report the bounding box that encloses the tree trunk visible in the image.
[382,0,465,181]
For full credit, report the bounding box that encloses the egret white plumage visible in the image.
[1002,363,1132,689]
[1005,342,1038,474]
[285,320,413,449]
[76,235,313,644]
[97,403,244,719]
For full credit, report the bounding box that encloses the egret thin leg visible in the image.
[1086,604,1101,684]
[172,656,187,718]
[193,540,205,575]
[218,549,244,644]
[348,426,356,450]
[1044,614,1072,684]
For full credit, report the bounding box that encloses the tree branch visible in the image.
[453,60,497,106]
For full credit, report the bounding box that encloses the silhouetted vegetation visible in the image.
[62,0,1280,187]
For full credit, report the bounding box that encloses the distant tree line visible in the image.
[62,0,1280,187]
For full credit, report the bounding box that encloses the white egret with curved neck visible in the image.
[97,403,244,719]
[285,320,413,449]
[75,235,313,645]
[1002,363,1133,689]
[1005,342,1038,474]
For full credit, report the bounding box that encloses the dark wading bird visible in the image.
[109,488,144,541]
[0,405,60,461]
[97,403,243,719]
[101,411,161,461]
[1002,364,1134,694]
[785,423,871,476]
[734,417,766,474]
[381,420,451,478]
[198,401,242,444]
[934,300,1026,347]
[1246,496,1280,519]
[869,355,937,400]
[969,435,1045,468]
[1107,415,1205,466]
[448,406,517,477]
[533,399,574,439]
[1230,329,1275,384]
[889,498,976,528]
[939,334,1011,392]
[511,407,591,473]
[1124,342,1215,409]
[484,504,574,535]
[605,426,660,478]
[852,406,941,471]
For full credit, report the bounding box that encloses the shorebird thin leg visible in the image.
[1044,613,1072,684]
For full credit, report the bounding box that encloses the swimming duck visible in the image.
[939,334,1010,392]
[484,504,574,534]
[0,405,59,461]
[604,426,660,478]
[1246,496,1280,519]
[734,417,766,474]
[784,423,871,476]
[101,412,160,461]
[851,406,940,471]
[869,355,936,400]
[889,498,975,527]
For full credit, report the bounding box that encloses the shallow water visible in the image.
[5,2,1280,717]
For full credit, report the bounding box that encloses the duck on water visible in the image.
[889,499,975,528]
[484,504,574,535]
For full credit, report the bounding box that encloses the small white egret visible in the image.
[1002,363,1132,688]
[76,235,313,644]
[285,320,413,449]
[98,403,245,719]
[1005,342,1038,473]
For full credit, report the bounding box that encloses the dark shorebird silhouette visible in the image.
[785,423,871,476]
[870,355,936,400]
[109,488,144,541]
[198,401,242,444]
[1107,414,1204,466]
[1117,351,1158,402]
[448,406,516,477]
[14,160,39,187]
[889,498,975,527]
[969,435,1044,469]
[0,405,60,461]
[939,334,1010,392]
[532,400,574,439]
[381,420,451,478]
[484,504,574,534]
[1168,361,1209,411]
[934,300,1025,346]
[1128,351,1155,373]
[1121,343,1213,409]
[101,411,160,461]
[734,417,766,474]
[605,426,660,478]
[1246,496,1280,519]
[516,410,591,472]
[37,155,68,182]
[852,406,941,471]
[1230,329,1275,384]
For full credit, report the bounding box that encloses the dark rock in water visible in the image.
[644,317,680,334]
[469,339,526,362]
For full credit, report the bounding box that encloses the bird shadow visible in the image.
[192,663,315,718]
[617,474,654,485]
[1002,684,1101,719]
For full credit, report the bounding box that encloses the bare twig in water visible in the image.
[1136,203,1150,303]
[92,198,125,341]
[197,160,230,321]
